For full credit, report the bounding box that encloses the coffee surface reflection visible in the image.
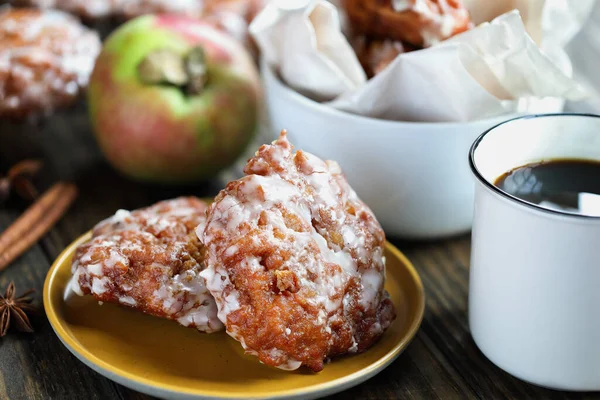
[495,159,600,216]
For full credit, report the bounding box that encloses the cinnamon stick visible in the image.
[0,182,78,272]
[0,183,65,253]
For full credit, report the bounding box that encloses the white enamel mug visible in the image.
[468,113,600,391]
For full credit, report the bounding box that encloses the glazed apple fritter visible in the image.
[70,197,223,333]
[198,132,395,371]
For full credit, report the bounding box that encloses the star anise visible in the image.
[0,160,42,205]
[0,282,36,337]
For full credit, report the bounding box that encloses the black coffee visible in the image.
[494,159,600,216]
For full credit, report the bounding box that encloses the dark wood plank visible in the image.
[0,216,126,400]
[0,107,145,400]
[328,335,476,400]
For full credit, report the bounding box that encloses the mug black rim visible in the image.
[469,112,600,220]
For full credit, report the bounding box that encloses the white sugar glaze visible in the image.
[70,198,223,333]
[199,134,390,370]
[391,0,469,46]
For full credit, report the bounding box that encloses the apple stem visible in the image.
[138,49,188,86]
[137,46,207,95]
[185,47,207,95]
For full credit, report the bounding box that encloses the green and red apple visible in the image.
[88,14,261,183]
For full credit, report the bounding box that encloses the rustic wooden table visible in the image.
[0,109,597,400]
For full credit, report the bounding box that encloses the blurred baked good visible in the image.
[353,37,419,77]
[121,0,204,20]
[11,0,267,51]
[342,0,472,47]
[11,0,266,24]
[10,0,203,19]
[202,0,267,44]
[198,132,395,371]
[70,197,224,333]
[0,8,101,118]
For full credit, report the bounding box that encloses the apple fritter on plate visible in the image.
[70,197,223,333]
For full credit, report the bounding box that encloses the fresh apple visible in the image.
[88,14,261,183]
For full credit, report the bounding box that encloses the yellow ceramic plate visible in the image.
[44,233,424,400]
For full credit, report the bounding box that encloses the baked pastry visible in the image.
[12,0,266,50]
[120,0,204,21]
[202,0,267,44]
[10,0,203,20]
[342,0,472,47]
[11,0,265,24]
[198,132,395,371]
[353,37,417,77]
[70,197,223,333]
[0,8,101,118]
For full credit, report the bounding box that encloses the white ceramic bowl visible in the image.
[262,63,563,239]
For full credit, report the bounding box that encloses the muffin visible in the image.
[198,132,395,371]
[0,7,101,118]
[70,197,224,333]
